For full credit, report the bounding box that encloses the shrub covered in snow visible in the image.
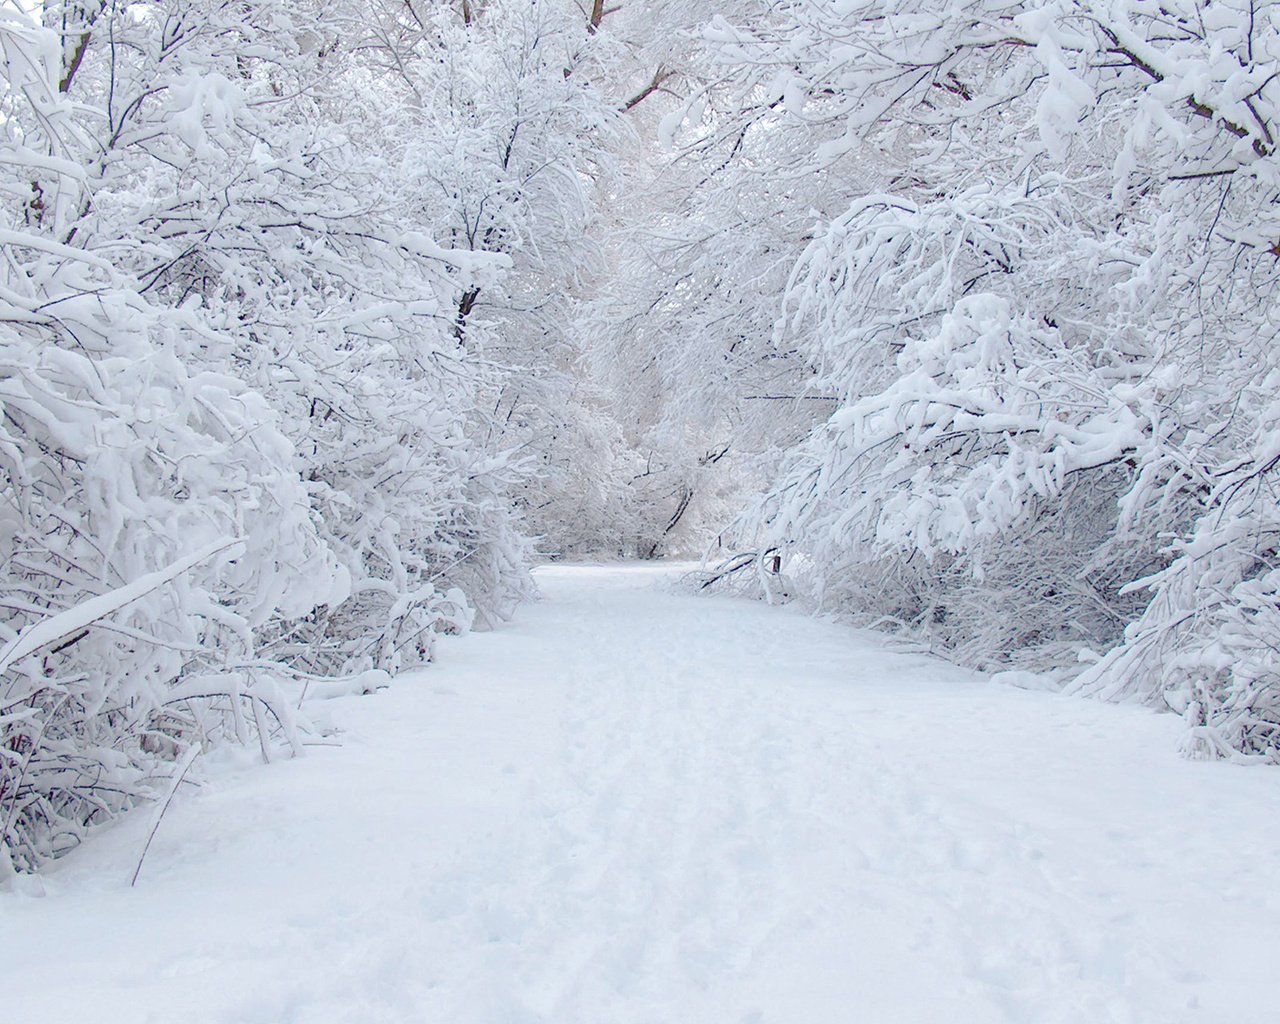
[699,0,1280,761]
[0,1,532,873]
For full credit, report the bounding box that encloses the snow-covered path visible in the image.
[5,565,1279,1023]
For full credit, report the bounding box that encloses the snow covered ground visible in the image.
[4,564,1278,1024]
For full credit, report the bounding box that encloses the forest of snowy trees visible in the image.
[2,0,1278,874]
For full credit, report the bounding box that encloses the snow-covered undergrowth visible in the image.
[693,0,1280,762]
[0,3,532,873]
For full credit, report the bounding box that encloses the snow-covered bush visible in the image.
[0,8,346,872]
[702,0,1280,760]
[0,0,534,873]
[64,0,532,664]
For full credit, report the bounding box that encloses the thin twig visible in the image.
[130,744,201,887]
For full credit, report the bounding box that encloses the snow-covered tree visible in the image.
[347,0,634,557]
[1,0,533,872]
[573,0,845,559]
[700,0,1280,759]
[0,4,336,872]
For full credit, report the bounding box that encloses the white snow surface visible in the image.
[5,564,1278,1023]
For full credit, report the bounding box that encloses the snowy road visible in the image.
[5,564,1279,1023]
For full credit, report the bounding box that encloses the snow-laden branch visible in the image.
[0,538,242,678]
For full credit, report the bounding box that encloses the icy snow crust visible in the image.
[4,564,1277,1022]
